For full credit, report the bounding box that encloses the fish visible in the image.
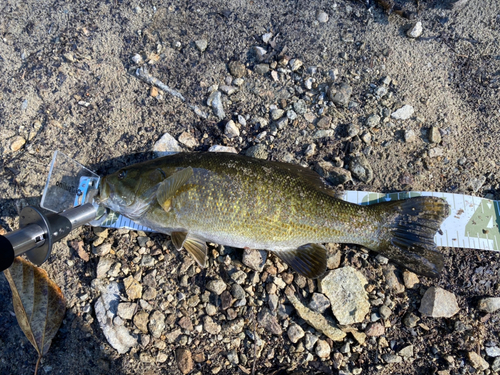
[97,152,450,278]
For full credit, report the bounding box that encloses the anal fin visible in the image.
[274,244,327,279]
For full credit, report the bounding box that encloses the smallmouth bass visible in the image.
[98,152,450,278]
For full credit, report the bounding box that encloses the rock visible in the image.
[407,21,423,38]
[383,265,405,294]
[348,155,373,183]
[153,132,183,155]
[391,105,414,120]
[404,129,417,142]
[287,110,298,120]
[195,39,208,52]
[304,143,316,158]
[428,147,444,158]
[242,248,267,271]
[379,305,392,320]
[262,32,273,43]
[227,349,239,365]
[329,83,352,107]
[315,340,331,358]
[287,323,305,343]
[287,294,345,341]
[429,126,442,143]
[245,144,268,160]
[309,293,331,313]
[10,137,26,152]
[293,99,307,115]
[257,308,282,335]
[219,85,237,95]
[469,176,487,193]
[346,124,359,138]
[366,114,380,128]
[419,287,459,318]
[131,54,143,64]
[93,243,111,257]
[478,297,500,313]
[399,345,414,357]
[228,61,246,78]
[207,90,225,120]
[209,145,237,153]
[468,351,489,371]
[304,333,319,351]
[403,312,420,328]
[313,129,334,139]
[493,358,500,372]
[178,132,199,148]
[148,310,165,338]
[315,161,352,186]
[270,108,284,120]
[320,267,370,325]
[206,279,227,295]
[254,64,270,75]
[203,315,221,335]
[176,348,194,374]
[224,120,240,138]
[289,58,303,72]
[117,302,137,320]
[403,270,419,288]
[486,346,500,357]
[382,353,402,363]
[96,257,114,278]
[133,311,149,333]
[365,322,385,337]
[94,282,137,354]
[123,276,143,300]
[230,284,245,300]
[316,11,329,23]
[317,116,331,129]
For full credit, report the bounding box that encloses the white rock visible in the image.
[153,132,183,156]
[95,282,138,354]
[391,105,414,120]
[178,132,199,148]
[319,267,370,325]
[419,287,459,318]
[407,21,423,38]
[315,340,331,358]
[262,32,273,44]
[131,54,143,64]
[224,120,240,138]
[208,145,237,153]
[478,297,500,313]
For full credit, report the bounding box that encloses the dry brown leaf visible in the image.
[70,240,89,262]
[4,257,66,373]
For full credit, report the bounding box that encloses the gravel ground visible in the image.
[1,0,500,374]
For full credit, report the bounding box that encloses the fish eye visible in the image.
[118,170,126,180]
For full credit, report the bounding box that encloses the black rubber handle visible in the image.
[0,235,15,272]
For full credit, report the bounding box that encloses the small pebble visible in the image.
[407,21,423,38]
[391,105,414,120]
[287,323,305,343]
[404,129,416,142]
[195,39,208,52]
[10,137,26,152]
[315,340,331,358]
[228,61,246,78]
[366,114,380,128]
[419,287,459,318]
[478,297,500,313]
[429,126,441,143]
[316,11,329,23]
[468,351,489,371]
[225,120,240,138]
[176,348,194,374]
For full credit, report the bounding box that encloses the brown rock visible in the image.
[365,322,385,337]
[176,348,194,374]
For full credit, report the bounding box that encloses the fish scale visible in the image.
[98,152,450,278]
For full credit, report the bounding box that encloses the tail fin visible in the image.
[370,196,450,278]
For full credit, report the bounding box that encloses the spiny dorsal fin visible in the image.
[156,167,194,212]
[274,244,327,279]
[170,231,208,267]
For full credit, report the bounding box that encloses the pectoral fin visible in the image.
[170,231,207,267]
[274,244,327,279]
[156,167,194,212]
